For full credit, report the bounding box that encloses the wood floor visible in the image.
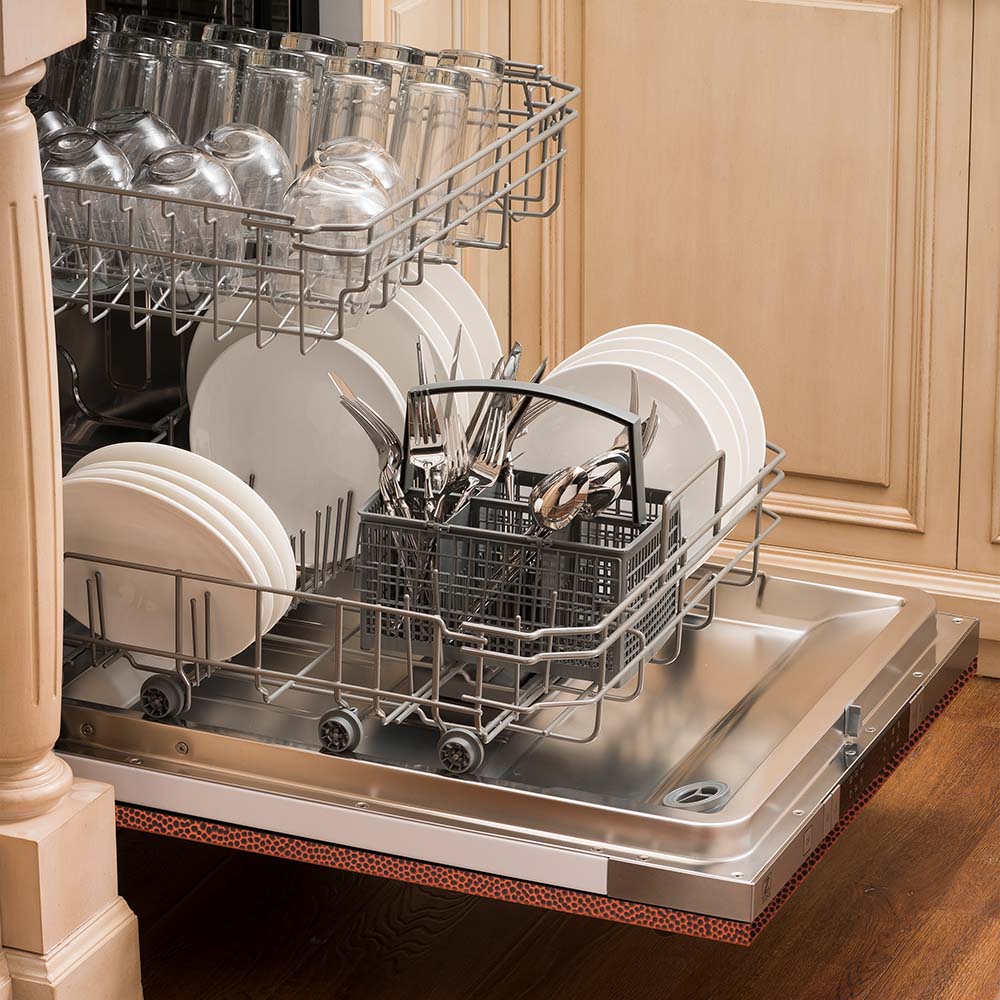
[117,646,1000,1000]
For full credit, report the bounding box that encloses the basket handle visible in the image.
[402,378,646,526]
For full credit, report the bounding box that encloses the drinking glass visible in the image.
[121,15,191,40]
[357,40,424,135]
[88,107,179,170]
[42,12,116,122]
[202,24,269,47]
[313,137,408,300]
[238,51,313,167]
[389,64,470,247]
[40,127,131,296]
[207,40,266,114]
[273,161,392,329]
[311,56,391,151]
[279,33,347,111]
[131,146,244,312]
[196,122,292,213]
[28,92,75,142]
[90,33,169,117]
[435,49,504,242]
[159,40,237,143]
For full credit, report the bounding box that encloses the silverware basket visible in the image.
[356,472,682,681]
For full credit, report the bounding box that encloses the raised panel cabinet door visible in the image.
[362,0,511,349]
[958,0,1000,576]
[512,0,972,567]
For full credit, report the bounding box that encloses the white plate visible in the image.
[423,264,503,372]
[64,475,260,662]
[404,278,486,379]
[519,359,724,552]
[71,460,292,629]
[69,441,296,592]
[587,324,767,477]
[189,334,406,557]
[555,341,747,489]
[186,293,465,423]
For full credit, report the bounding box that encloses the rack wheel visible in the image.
[437,731,485,775]
[318,707,363,754]
[139,674,185,721]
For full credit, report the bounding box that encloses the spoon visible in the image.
[529,464,591,532]
[578,450,631,519]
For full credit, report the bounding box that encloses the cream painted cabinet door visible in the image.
[515,0,972,567]
[958,0,1000,576]
[362,0,511,348]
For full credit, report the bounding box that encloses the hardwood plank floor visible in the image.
[117,647,1000,1000]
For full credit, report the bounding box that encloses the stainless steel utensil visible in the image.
[530,465,591,531]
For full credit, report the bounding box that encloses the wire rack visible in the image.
[62,439,785,774]
[43,56,579,343]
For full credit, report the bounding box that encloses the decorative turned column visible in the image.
[0,5,142,998]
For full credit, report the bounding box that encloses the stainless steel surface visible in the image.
[43,59,578,341]
[60,571,975,920]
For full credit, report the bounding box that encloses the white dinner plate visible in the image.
[72,459,292,629]
[555,341,747,490]
[519,359,724,554]
[69,441,296,592]
[404,277,486,379]
[67,464,276,634]
[423,263,503,372]
[189,334,406,557]
[586,324,767,477]
[186,292,466,423]
[64,475,260,662]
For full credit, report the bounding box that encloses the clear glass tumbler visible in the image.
[311,56,391,152]
[279,33,347,112]
[41,127,132,296]
[237,51,313,167]
[42,12,116,122]
[207,40,266,115]
[90,33,169,117]
[131,145,244,313]
[202,24,269,47]
[274,161,392,328]
[388,64,470,248]
[313,137,409,301]
[159,40,237,143]
[28,92,75,142]
[88,106,179,170]
[196,122,293,214]
[356,40,424,136]
[121,15,191,40]
[436,49,504,242]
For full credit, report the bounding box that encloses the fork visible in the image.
[408,339,450,516]
[435,398,509,521]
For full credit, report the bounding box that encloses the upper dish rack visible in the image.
[43,57,579,343]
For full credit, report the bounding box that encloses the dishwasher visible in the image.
[45,8,978,948]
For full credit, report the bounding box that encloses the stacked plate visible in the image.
[519,324,766,558]
[64,442,295,662]
[186,264,504,553]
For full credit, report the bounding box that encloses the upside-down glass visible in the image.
[159,40,237,143]
[41,127,132,296]
[28,92,75,141]
[357,40,424,135]
[88,106,179,170]
[208,40,266,114]
[238,50,313,166]
[90,33,169,117]
[202,23,269,47]
[196,122,293,214]
[436,49,504,242]
[121,15,191,40]
[388,64,470,248]
[131,146,244,313]
[279,32,347,111]
[274,161,392,329]
[311,56,391,151]
[313,137,409,301]
[42,12,116,122]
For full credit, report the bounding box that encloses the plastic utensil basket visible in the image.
[355,470,681,681]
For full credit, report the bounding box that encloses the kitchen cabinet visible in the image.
[368,0,1000,642]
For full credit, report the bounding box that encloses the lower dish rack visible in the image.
[62,441,785,775]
